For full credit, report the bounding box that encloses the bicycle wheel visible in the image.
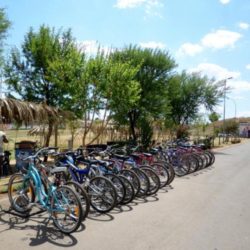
[205,150,215,166]
[174,155,190,176]
[104,173,126,205]
[51,185,83,234]
[140,166,160,195]
[131,168,149,197]
[8,173,35,214]
[193,153,205,170]
[118,175,135,204]
[157,160,175,185]
[120,169,140,197]
[87,176,117,213]
[187,154,199,173]
[66,181,90,221]
[209,151,215,165]
[150,163,169,188]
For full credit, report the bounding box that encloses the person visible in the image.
[0,131,8,177]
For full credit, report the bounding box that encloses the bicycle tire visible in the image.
[150,163,169,188]
[119,169,141,197]
[8,173,35,214]
[157,161,175,185]
[131,168,150,197]
[139,166,160,195]
[118,175,135,204]
[87,176,117,213]
[173,155,190,176]
[51,185,83,234]
[104,173,126,205]
[66,181,90,221]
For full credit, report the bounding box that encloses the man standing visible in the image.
[0,131,8,177]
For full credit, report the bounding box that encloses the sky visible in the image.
[1,0,250,120]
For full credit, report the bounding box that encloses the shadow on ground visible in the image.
[0,208,81,248]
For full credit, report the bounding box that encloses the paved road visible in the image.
[1,141,250,250]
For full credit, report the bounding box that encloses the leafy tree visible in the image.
[4,25,86,145]
[0,8,11,66]
[166,71,223,126]
[209,112,220,124]
[110,45,176,142]
[224,120,239,135]
[208,112,221,146]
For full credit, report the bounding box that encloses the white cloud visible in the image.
[219,0,230,4]
[177,43,203,56]
[201,29,242,49]
[114,0,146,9]
[229,80,250,91]
[189,63,250,94]
[144,0,163,17]
[176,29,242,57]
[246,64,250,70]
[239,22,249,30]
[114,0,163,17]
[189,63,240,80]
[139,41,166,49]
[77,40,111,56]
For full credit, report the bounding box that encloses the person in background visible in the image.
[0,131,8,177]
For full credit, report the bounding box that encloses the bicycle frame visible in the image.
[23,162,67,213]
[58,156,90,184]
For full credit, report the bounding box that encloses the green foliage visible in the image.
[4,25,86,146]
[4,25,85,112]
[105,61,141,124]
[209,112,220,123]
[224,120,239,135]
[138,117,153,150]
[110,45,176,141]
[166,71,223,126]
[0,8,11,66]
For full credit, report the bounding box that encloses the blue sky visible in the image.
[1,0,250,119]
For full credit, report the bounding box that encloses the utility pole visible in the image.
[223,77,233,142]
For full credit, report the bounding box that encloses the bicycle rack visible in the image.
[2,205,46,218]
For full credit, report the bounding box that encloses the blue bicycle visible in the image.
[8,147,83,234]
[53,151,117,213]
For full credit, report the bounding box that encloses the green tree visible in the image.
[208,111,220,146]
[209,112,220,124]
[224,120,239,135]
[0,8,11,66]
[166,71,223,126]
[110,45,176,143]
[4,25,86,145]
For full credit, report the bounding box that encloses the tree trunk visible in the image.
[128,111,137,142]
[45,120,53,147]
[54,123,58,147]
[87,118,110,145]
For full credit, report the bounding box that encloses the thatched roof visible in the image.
[0,98,60,124]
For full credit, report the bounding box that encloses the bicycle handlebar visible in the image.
[22,147,58,161]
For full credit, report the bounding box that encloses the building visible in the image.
[239,123,250,138]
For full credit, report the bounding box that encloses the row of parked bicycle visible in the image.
[7,141,215,234]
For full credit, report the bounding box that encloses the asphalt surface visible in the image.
[0,141,250,250]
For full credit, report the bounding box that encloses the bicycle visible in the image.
[8,147,83,234]
[54,151,117,213]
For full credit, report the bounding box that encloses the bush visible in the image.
[176,125,190,139]
[194,137,213,149]
[231,138,241,144]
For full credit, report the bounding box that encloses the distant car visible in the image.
[218,133,231,137]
